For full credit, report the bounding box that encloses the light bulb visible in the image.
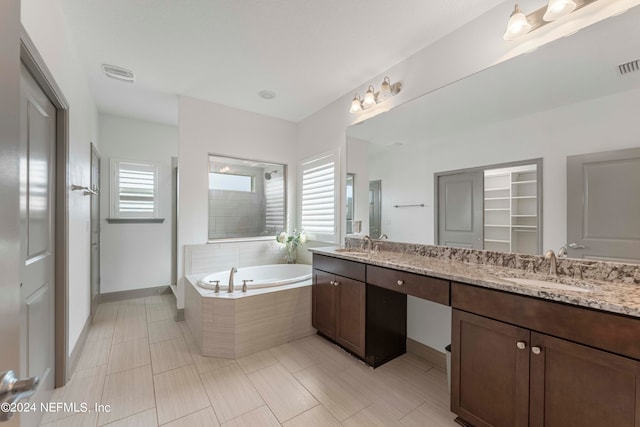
[503,4,532,41]
[349,94,362,113]
[362,85,376,109]
[378,77,392,101]
[543,0,577,21]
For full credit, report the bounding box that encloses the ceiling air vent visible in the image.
[102,64,135,83]
[618,59,640,76]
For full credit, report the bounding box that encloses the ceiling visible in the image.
[60,0,505,125]
[347,5,640,149]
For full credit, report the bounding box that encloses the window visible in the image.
[300,151,339,242]
[110,159,159,219]
[209,173,253,192]
[208,155,286,240]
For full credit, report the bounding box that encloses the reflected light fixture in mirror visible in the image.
[544,0,577,21]
[504,4,531,41]
[349,76,402,113]
[504,0,598,41]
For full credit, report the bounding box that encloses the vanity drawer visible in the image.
[313,254,366,282]
[367,265,450,305]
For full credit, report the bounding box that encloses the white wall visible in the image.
[177,96,298,309]
[98,114,178,294]
[21,0,99,355]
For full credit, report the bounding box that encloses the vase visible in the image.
[285,244,297,264]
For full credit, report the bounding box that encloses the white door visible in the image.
[567,148,640,263]
[17,63,57,427]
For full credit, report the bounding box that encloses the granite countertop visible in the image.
[310,247,640,319]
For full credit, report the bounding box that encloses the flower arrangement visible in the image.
[276,229,307,264]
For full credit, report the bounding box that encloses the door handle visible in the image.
[0,371,39,395]
[0,371,39,421]
[568,243,585,249]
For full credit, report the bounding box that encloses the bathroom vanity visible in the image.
[310,245,640,427]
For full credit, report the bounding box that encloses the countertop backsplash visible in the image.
[344,237,640,285]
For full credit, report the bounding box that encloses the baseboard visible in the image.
[67,315,91,381]
[406,338,447,371]
[100,285,171,304]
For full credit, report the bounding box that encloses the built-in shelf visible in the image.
[483,164,540,255]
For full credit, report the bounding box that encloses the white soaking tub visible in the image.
[199,264,312,291]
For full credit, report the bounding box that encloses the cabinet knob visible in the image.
[531,346,542,355]
[334,281,340,286]
[330,280,335,285]
[516,341,527,350]
[397,280,404,286]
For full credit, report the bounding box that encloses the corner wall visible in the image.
[98,114,178,294]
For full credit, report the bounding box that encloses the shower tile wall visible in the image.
[208,165,266,239]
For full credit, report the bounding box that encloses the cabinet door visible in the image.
[530,332,640,427]
[452,310,530,427]
[335,276,366,357]
[312,269,336,339]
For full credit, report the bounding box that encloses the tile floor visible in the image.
[41,294,458,426]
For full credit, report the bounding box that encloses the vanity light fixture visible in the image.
[504,0,598,41]
[349,77,402,114]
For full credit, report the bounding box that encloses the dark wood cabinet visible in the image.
[312,269,337,340]
[312,267,366,358]
[452,283,640,427]
[312,254,406,366]
[452,309,530,427]
[334,275,365,356]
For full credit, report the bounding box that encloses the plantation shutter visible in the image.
[111,159,159,218]
[264,173,285,233]
[301,152,338,242]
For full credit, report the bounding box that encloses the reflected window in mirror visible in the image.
[345,173,355,234]
[207,155,286,240]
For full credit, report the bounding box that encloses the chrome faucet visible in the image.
[378,234,388,240]
[544,250,557,276]
[228,267,238,292]
[362,235,373,253]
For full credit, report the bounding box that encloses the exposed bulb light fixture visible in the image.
[350,94,363,113]
[503,4,531,41]
[362,86,377,109]
[503,0,598,42]
[349,77,402,114]
[543,0,577,21]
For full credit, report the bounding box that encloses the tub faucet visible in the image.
[378,234,388,240]
[228,267,238,292]
[544,250,557,276]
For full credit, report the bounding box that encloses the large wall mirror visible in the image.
[346,6,640,262]
[208,155,286,240]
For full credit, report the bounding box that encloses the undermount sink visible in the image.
[501,277,592,293]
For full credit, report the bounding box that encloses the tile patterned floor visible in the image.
[41,295,457,426]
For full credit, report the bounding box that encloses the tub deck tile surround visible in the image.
[42,295,457,426]
[185,277,314,359]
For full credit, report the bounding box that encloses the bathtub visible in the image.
[185,263,315,358]
[199,264,312,291]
